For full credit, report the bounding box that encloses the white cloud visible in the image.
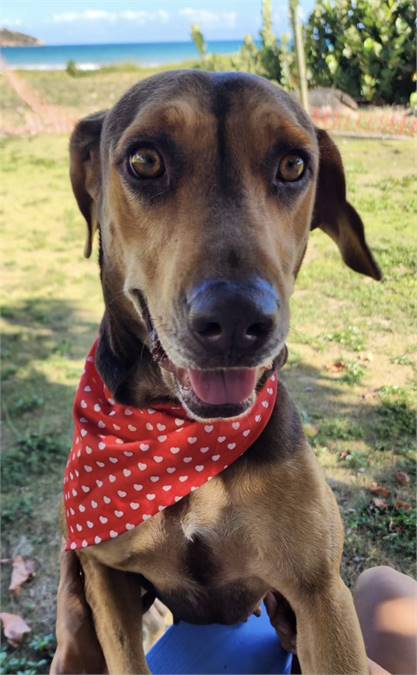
[1,18,23,27]
[179,8,238,29]
[52,9,170,25]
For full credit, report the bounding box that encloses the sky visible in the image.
[1,0,316,45]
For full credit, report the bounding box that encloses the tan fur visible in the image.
[53,71,382,674]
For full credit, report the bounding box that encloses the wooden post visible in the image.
[290,0,309,113]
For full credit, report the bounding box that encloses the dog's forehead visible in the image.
[102,70,315,151]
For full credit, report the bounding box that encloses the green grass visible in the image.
[0,128,415,667]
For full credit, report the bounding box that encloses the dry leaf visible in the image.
[395,471,410,485]
[0,612,31,647]
[395,500,412,511]
[372,497,388,510]
[369,482,391,498]
[9,556,35,594]
[327,360,347,373]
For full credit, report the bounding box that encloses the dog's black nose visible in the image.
[187,279,279,355]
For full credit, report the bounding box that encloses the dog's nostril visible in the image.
[246,320,273,340]
[195,321,223,340]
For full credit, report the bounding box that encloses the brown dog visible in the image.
[52,70,381,674]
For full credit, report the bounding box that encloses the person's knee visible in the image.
[354,566,415,603]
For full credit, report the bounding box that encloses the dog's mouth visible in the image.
[153,331,264,420]
[136,292,273,420]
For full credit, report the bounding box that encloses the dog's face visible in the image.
[70,71,380,420]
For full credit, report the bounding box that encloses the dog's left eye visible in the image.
[276,154,305,182]
[129,148,164,179]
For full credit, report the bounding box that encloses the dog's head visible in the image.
[70,71,381,420]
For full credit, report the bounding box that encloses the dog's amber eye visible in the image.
[129,148,164,179]
[277,154,305,182]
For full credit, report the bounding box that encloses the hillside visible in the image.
[0,28,42,47]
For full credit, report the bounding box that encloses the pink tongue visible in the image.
[188,369,257,405]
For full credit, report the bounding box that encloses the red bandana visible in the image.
[64,341,278,550]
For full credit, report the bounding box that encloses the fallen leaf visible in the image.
[0,612,31,647]
[9,556,36,594]
[369,482,391,498]
[394,500,412,511]
[372,497,388,510]
[395,471,410,486]
[327,360,347,373]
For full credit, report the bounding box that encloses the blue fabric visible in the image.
[147,603,293,674]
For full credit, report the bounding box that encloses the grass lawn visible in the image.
[0,130,415,672]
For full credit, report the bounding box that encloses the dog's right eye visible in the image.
[128,148,164,179]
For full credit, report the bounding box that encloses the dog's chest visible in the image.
[151,506,269,624]
[99,476,271,624]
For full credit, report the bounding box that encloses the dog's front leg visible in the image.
[79,554,149,675]
[270,574,368,674]
[296,575,368,674]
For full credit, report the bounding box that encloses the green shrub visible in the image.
[305,0,415,103]
[66,59,79,77]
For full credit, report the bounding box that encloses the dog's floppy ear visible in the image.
[312,128,382,280]
[70,111,106,258]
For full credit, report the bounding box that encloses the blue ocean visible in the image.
[0,40,245,70]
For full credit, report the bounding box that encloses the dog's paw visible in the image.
[265,591,297,654]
